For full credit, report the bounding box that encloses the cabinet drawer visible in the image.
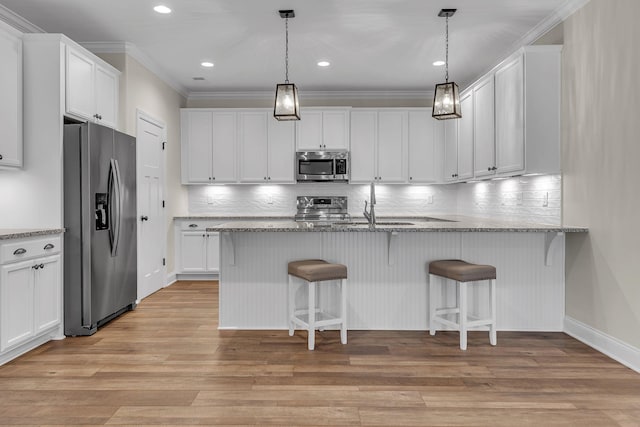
[178,221,221,231]
[1,236,62,265]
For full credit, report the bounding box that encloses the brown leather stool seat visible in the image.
[428,259,497,350]
[287,259,348,350]
[429,260,496,283]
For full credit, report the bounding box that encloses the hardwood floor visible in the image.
[1,281,639,426]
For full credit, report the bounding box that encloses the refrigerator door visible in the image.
[88,123,119,324]
[112,131,138,310]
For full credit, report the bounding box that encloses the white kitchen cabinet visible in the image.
[0,235,63,361]
[443,91,473,182]
[443,119,458,182]
[65,45,119,129]
[350,109,407,183]
[495,46,561,176]
[0,23,22,168]
[181,109,237,184]
[175,221,221,277]
[296,108,350,151]
[473,75,496,178]
[239,110,295,183]
[407,109,441,183]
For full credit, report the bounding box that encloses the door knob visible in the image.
[141,215,149,221]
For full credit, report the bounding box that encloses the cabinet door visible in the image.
[34,255,61,333]
[495,54,525,174]
[238,111,268,183]
[206,233,220,273]
[377,111,407,183]
[408,111,438,183]
[323,110,350,150]
[66,46,95,121]
[457,91,475,181]
[211,112,237,182]
[0,27,22,168]
[95,64,118,129]
[183,111,213,183]
[443,119,458,182]
[0,260,34,351]
[474,76,496,178]
[180,232,207,272]
[268,119,295,183]
[296,110,323,150]
[349,110,377,183]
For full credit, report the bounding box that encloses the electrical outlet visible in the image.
[267,195,273,205]
[207,196,214,205]
[543,192,549,207]
[516,192,523,206]
[427,195,434,204]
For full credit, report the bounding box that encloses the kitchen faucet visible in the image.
[363,181,376,228]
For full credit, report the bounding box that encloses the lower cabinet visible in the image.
[175,221,221,277]
[0,235,62,361]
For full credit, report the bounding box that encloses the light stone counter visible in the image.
[0,229,65,240]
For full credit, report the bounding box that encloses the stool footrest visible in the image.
[291,311,344,329]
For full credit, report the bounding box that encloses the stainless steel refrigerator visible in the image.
[63,122,137,336]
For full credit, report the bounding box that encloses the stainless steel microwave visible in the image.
[295,151,349,182]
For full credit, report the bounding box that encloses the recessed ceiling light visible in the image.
[201,62,214,68]
[317,61,330,67]
[433,60,446,66]
[153,5,172,14]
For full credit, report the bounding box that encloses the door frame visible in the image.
[136,109,167,302]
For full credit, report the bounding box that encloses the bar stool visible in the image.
[428,259,497,350]
[287,259,347,350]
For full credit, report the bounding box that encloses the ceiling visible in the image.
[0,0,572,96]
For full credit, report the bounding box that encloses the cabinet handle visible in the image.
[0,154,3,160]
[140,215,149,221]
[212,177,216,180]
[43,243,55,250]
[409,177,413,180]
[492,166,497,171]
[189,224,198,228]
[39,263,44,269]
[32,264,39,270]
[268,177,271,180]
[13,248,27,255]
[264,177,267,180]
[98,115,103,120]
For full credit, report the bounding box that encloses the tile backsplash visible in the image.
[188,175,561,224]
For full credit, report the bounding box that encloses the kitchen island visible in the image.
[208,216,587,331]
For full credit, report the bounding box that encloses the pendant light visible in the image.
[432,9,461,120]
[274,10,300,121]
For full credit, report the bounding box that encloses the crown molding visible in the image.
[0,4,45,33]
[188,90,433,102]
[81,41,189,98]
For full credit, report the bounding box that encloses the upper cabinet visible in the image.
[238,110,295,183]
[350,109,407,184]
[181,109,237,184]
[0,24,22,168]
[66,45,119,129]
[407,109,441,184]
[443,91,474,182]
[473,75,496,178]
[296,108,350,151]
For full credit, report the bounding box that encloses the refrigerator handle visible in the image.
[113,159,123,256]
[108,159,116,253]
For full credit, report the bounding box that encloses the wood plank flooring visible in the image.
[1,281,639,426]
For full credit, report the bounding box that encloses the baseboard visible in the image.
[175,273,219,281]
[564,316,640,373]
[165,272,177,287]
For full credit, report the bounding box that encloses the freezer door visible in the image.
[88,123,119,324]
[112,131,137,309]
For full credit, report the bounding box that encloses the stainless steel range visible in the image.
[294,196,350,223]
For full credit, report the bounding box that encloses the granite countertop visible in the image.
[0,229,65,240]
[204,215,588,233]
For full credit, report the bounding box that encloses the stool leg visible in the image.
[489,279,497,346]
[459,281,468,351]
[288,275,295,336]
[340,278,347,345]
[429,274,437,336]
[308,281,316,350]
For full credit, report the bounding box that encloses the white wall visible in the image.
[562,0,640,349]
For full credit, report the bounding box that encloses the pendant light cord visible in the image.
[445,15,449,83]
[285,16,290,83]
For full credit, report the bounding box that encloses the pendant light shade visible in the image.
[433,9,461,120]
[274,10,300,121]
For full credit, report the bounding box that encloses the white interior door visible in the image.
[137,111,166,300]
